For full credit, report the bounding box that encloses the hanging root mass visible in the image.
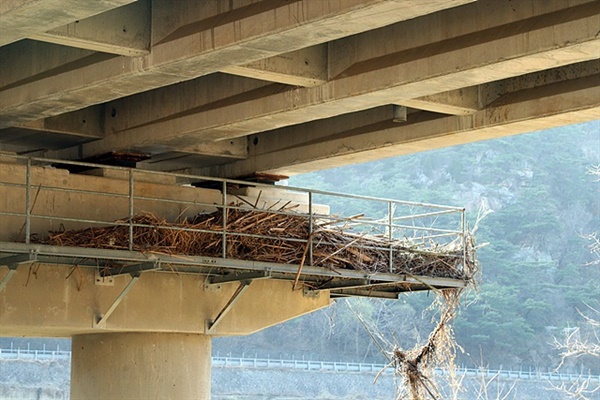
[43,208,476,280]
[389,289,464,400]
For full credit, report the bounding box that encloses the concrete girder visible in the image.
[0,41,102,91]
[0,260,330,337]
[0,0,473,125]
[28,0,151,57]
[51,0,600,158]
[193,73,600,177]
[328,0,599,78]
[47,137,250,161]
[397,59,600,116]
[18,74,273,140]
[0,0,136,47]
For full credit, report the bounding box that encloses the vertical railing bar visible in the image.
[128,169,134,251]
[222,181,227,259]
[308,192,313,266]
[461,208,466,272]
[388,201,393,273]
[25,158,31,244]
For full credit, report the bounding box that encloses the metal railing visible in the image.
[0,155,467,273]
[211,356,600,383]
[1,348,596,384]
[0,347,70,361]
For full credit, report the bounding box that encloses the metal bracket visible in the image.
[206,280,252,334]
[99,261,160,278]
[313,278,371,292]
[0,253,37,293]
[208,270,271,285]
[95,272,114,286]
[0,252,37,268]
[95,261,159,286]
[204,282,222,292]
[0,268,17,293]
[94,273,140,328]
[330,288,400,299]
[302,287,321,298]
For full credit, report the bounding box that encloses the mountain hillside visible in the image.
[216,120,600,372]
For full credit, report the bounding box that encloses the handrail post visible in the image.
[128,169,134,251]
[308,191,313,266]
[461,208,466,271]
[25,158,31,244]
[388,201,393,272]
[222,181,227,259]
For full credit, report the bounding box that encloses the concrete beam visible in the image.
[0,263,330,336]
[396,87,481,116]
[22,73,272,145]
[60,0,600,156]
[220,45,328,87]
[0,0,135,46]
[193,73,600,177]
[0,41,107,92]
[0,0,474,124]
[29,0,151,56]
[45,136,249,161]
[14,105,105,138]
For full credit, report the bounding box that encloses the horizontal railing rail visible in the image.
[0,347,71,360]
[1,348,597,384]
[211,356,600,383]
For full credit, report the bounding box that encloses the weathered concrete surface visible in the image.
[46,0,600,158]
[0,0,473,124]
[0,264,329,337]
[29,1,151,56]
[221,45,329,87]
[70,333,210,400]
[0,0,135,47]
[196,68,600,177]
[0,0,597,178]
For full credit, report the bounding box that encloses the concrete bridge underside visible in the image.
[0,0,599,398]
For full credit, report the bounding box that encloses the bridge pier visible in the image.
[71,332,211,399]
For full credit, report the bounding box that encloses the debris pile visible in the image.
[44,208,476,280]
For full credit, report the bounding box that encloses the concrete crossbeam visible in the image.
[0,162,331,336]
[0,41,100,92]
[396,87,481,116]
[0,0,136,46]
[29,0,151,56]
[0,0,472,125]
[47,136,250,161]
[220,45,328,87]
[0,263,329,337]
[15,105,105,139]
[194,74,600,177]
[52,0,600,157]
[20,74,272,143]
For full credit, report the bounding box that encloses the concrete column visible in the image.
[71,332,211,400]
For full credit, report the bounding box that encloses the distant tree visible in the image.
[549,164,600,399]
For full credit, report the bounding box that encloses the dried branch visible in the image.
[42,208,477,281]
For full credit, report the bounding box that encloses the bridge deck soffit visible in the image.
[0,0,597,177]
